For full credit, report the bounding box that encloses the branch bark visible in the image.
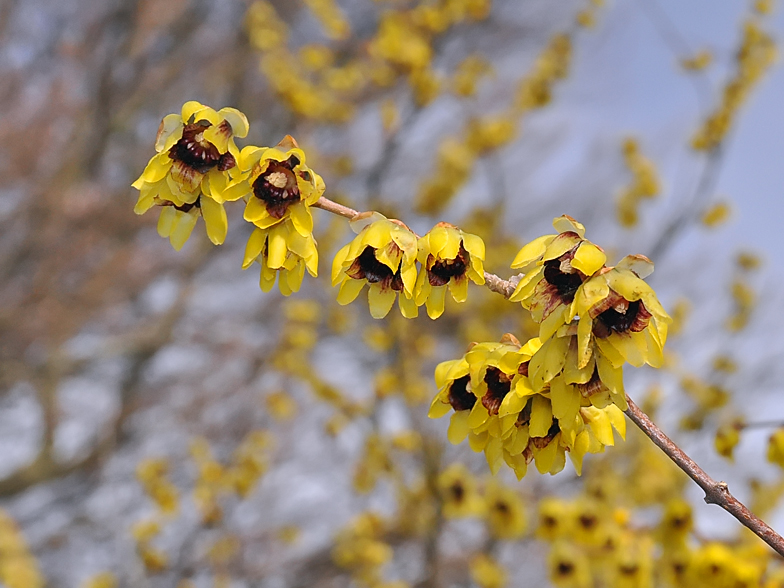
[624,395,784,557]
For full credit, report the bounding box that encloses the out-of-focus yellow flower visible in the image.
[715,418,744,461]
[536,498,573,541]
[266,391,298,421]
[132,101,249,249]
[616,138,661,228]
[242,222,318,295]
[81,572,118,588]
[452,54,492,97]
[548,541,592,588]
[409,67,442,107]
[659,498,693,548]
[245,1,288,52]
[303,0,350,40]
[510,215,606,338]
[332,215,419,318]
[515,34,572,113]
[767,429,784,469]
[369,12,432,72]
[484,480,526,539]
[465,116,517,155]
[702,201,732,227]
[299,44,335,71]
[437,463,485,518]
[380,98,399,133]
[681,49,713,71]
[737,251,762,271]
[470,553,507,588]
[415,222,485,319]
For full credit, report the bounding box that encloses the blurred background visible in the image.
[1,0,784,586]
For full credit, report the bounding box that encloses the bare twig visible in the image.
[624,395,784,557]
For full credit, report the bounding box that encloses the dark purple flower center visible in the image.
[481,367,513,416]
[169,123,235,174]
[593,299,652,338]
[427,245,469,287]
[543,258,583,304]
[346,246,404,291]
[252,156,301,219]
[447,375,475,412]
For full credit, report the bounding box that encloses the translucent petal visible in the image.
[368,285,396,319]
[332,244,351,285]
[616,254,654,278]
[575,275,610,317]
[571,241,606,275]
[540,304,567,342]
[289,202,314,237]
[462,232,485,261]
[498,390,526,418]
[201,197,228,245]
[242,228,266,269]
[468,431,488,453]
[541,232,581,262]
[428,225,449,257]
[531,335,569,391]
[267,226,288,269]
[425,284,447,319]
[428,394,452,419]
[285,261,306,294]
[448,411,471,445]
[217,107,250,138]
[244,196,268,223]
[239,146,266,171]
[259,263,277,292]
[509,266,544,303]
[529,394,553,438]
[170,210,198,251]
[140,153,173,184]
[485,437,504,475]
[551,377,580,424]
[467,400,489,429]
[534,439,559,474]
[595,337,625,368]
[511,235,554,269]
[134,183,158,214]
[583,407,614,446]
[441,229,461,260]
[155,114,184,152]
[564,343,595,385]
[570,430,591,476]
[576,315,594,369]
[181,101,207,123]
[398,291,419,319]
[606,405,626,440]
[157,206,177,238]
[336,278,365,305]
[552,215,585,237]
[449,275,469,303]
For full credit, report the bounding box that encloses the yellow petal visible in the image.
[605,405,626,440]
[244,196,268,223]
[540,305,568,342]
[181,100,207,123]
[289,202,314,237]
[616,254,654,278]
[552,215,585,237]
[541,232,581,262]
[368,284,396,319]
[534,438,559,474]
[550,377,580,424]
[398,291,419,319]
[155,114,184,152]
[243,228,266,269]
[200,197,228,245]
[462,232,485,261]
[267,225,288,269]
[511,235,554,269]
[529,394,553,438]
[570,430,592,476]
[157,206,177,238]
[509,266,544,303]
[571,241,606,275]
[467,400,490,430]
[217,107,250,138]
[331,244,351,285]
[428,394,452,419]
[337,278,365,305]
[576,315,594,369]
[170,209,198,251]
[448,411,471,444]
[449,275,469,303]
[485,437,504,475]
[426,284,447,319]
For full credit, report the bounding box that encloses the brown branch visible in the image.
[624,395,784,557]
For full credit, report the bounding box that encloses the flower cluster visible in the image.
[428,333,626,479]
[615,138,661,228]
[132,101,249,249]
[132,103,325,296]
[332,215,485,319]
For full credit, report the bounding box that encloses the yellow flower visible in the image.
[569,255,670,370]
[536,498,573,541]
[470,554,507,588]
[767,428,784,469]
[132,101,249,249]
[484,480,526,539]
[331,215,419,319]
[548,541,592,588]
[510,216,606,340]
[242,222,318,295]
[715,418,744,461]
[225,135,325,237]
[415,222,485,319]
[437,463,485,518]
